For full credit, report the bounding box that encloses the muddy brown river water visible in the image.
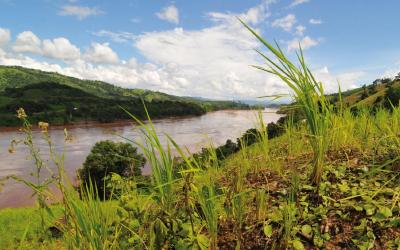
[0,109,283,208]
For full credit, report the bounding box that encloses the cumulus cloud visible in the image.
[0,28,11,47]
[287,36,319,52]
[289,0,310,8]
[271,14,296,32]
[58,5,104,20]
[156,5,179,24]
[135,2,292,98]
[12,31,80,61]
[0,0,361,100]
[42,37,80,60]
[92,30,136,43]
[12,31,42,53]
[295,25,306,36]
[208,0,274,26]
[83,43,119,64]
[314,66,365,93]
[309,18,322,25]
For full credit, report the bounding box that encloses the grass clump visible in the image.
[241,20,332,186]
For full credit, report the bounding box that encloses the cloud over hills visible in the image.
[0,0,365,100]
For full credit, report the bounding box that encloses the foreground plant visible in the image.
[241,20,332,186]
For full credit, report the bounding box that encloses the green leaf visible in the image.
[338,181,350,193]
[292,239,305,250]
[373,206,392,221]
[363,204,376,216]
[301,224,312,236]
[263,223,273,237]
[196,234,209,250]
[378,206,392,218]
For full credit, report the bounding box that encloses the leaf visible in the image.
[301,224,312,236]
[363,204,376,216]
[292,239,305,250]
[263,223,273,237]
[373,206,392,221]
[378,206,392,218]
[338,181,350,193]
[352,204,363,212]
[196,234,210,250]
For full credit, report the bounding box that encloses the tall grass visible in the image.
[63,182,120,250]
[196,179,219,249]
[123,107,177,212]
[241,20,332,185]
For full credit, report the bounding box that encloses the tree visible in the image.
[384,86,400,109]
[78,140,146,199]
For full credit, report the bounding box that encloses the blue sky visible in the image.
[0,0,399,99]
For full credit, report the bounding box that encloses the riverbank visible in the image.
[1,105,400,249]
[0,108,264,131]
[0,109,283,209]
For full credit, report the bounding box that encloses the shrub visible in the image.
[78,140,145,198]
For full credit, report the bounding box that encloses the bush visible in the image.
[384,86,400,109]
[78,140,146,199]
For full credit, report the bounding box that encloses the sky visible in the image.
[0,0,399,100]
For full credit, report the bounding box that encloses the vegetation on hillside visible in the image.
[2,24,400,250]
[0,66,250,126]
[329,76,400,111]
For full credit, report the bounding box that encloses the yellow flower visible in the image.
[38,121,49,132]
[17,108,27,119]
[64,128,72,141]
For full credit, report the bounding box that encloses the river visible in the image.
[0,109,283,208]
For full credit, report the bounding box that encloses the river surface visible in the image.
[0,109,283,208]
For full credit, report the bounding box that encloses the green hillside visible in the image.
[330,78,400,109]
[0,66,250,126]
[278,78,400,117]
[0,65,195,101]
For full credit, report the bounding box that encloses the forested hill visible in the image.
[0,65,249,126]
[330,77,400,109]
[279,76,400,115]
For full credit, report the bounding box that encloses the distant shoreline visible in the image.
[0,108,269,132]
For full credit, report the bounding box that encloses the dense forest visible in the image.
[0,66,250,126]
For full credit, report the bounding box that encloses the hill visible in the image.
[277,77,400,116]
[0,66,250,126]
[330,77,400,109]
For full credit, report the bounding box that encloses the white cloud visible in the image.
[309,18,322,25]
[208,0,274,26]
[92,30,136,43]
[271,14,296,32]
[12,32,80,60]
[156,5,179,24]
[0,28,11,47]
[83,43,119,64]
[287,36,319,52]
[12,31,42,54]
[289,0,310,8]
[314,66,365,93]
[58,5,103,20]
[42,37,80,60]
[134,2,287,98]
[0,0,358,100]
[295,25,306,36]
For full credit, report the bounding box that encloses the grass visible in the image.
[0,206,63,249]
[241,19,332,185]
[1,20,400,249]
